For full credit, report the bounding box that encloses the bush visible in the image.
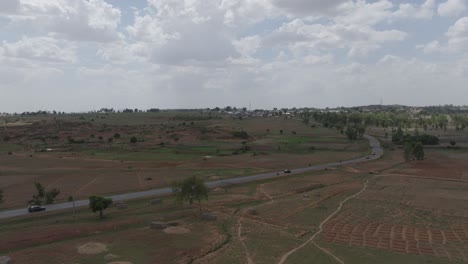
[232,131,249,139]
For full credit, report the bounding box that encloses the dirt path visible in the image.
[75,177,99,196]
[237,212,254,264]
[380,173,468,183]
[277,179,370,264]
[259,184,273,200]
[276,172,468,264]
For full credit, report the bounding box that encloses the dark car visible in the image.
[28,205,46,213]
[284,169,291,173]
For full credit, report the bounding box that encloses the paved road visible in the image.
[0,135,382,220]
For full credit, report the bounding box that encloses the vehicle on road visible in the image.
[28,205,46,213]
[284,169,291,173]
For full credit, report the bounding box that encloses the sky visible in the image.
[0,0,468,112]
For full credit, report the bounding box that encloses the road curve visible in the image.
[0,135,382,220]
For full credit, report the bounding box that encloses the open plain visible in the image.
[1,111,468,264]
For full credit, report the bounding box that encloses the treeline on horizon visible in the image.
[2,104,468,116]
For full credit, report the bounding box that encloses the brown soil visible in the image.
[77,242,107,254]
[164,226,191,235]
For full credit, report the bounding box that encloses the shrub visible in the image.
[232,131,249,139]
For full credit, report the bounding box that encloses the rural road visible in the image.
[0,135,383,220]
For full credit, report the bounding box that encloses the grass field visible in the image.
[0,113,369,208]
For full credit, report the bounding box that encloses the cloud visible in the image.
[126,14,180,44]
[446,16,468,51]
[271,0,349,16]
[0,0,19,14]
[4,0,121,42]
[392,0,435,20]
[438,0,466,17]
[416,40,442,53]
[233,36,261,57]
[419,17,468,53]
[2,0,468,112]
[121,1,240,65]
[262,19,406,57]
[1,36,76,63]
[150,22,238,64]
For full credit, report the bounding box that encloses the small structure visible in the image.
[0,256,11,264]
[201,212,217,221]
[115,202,128,210]
[150,198,162,205]
[246,208,257,215]
[150,221,167,229]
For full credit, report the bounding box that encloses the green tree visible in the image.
[413,142,425,160]
[404,142,413,161]
[392,127,405,144]
[345,126,358,141]
[89,196,113,219]
[404,141,425,161]
[172,176,208,212]
[130,136,137,143]
[29,182,60,205]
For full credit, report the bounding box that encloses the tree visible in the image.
[404,142,413,161]
[172,176,208,212]
[413,142,425,160]
[130,136,137,143]
[68,196,76,222]
[29,182,60,205]
[0,189,3,206]
[450,140,456,147]
[404,141,425,161]
[45,188,60,204]
[345,126,358,141]
[392,127,405,144]
[89,196,113,219]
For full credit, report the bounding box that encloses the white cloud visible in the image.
[271,0,349,16]
[5,0,121,42]
[446,16,468,51]
[126,14,180,44]
[420,16,468,53]
[233,35,261,57]
[263,19,406,57]
[2,0,468,112]
[120,1,239,65]
[2,36,76,63]
[393,0,435,20]
[0,0,19,14]
[416,40,442,53]
[336,0,394,26]
[220,0,275,27]
[438,0,466,17]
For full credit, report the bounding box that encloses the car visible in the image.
[28,205,46,213]
[284,169,291,173]
[366,157,370,159]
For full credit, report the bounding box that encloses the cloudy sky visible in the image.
[0,0,467,112]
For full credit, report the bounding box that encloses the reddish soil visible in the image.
[321,212,468,261]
